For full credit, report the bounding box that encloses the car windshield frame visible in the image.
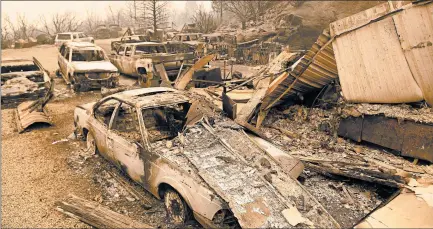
[71,48,107,62]
[134,45,167,54]
[57,34,72,40]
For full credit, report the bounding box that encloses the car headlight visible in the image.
[75,73,86,78]
[110,72,120,77]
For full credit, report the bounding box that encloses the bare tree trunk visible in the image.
[153,1,157,32]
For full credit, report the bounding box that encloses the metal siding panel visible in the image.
[260,30,337,110]
[393,2,433,106]
[333,17,424,103]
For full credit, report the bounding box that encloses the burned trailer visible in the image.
[1,57,52,109]
[109,42,195,87]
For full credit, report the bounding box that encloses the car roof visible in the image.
[176,33,202,36]
[57,32,84,35]
[123,42,164,46]
[64,42,100,49]
[108,87,189,108]
[203,33,222,37]
[1,58,34,66]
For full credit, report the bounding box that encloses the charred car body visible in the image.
[73,87,339,228]
[166,33,205,55]
[57,42,119,92]
[1,57,52,108]
[54,32,94,47]
[111,34,151,52]
[109,42,194,87]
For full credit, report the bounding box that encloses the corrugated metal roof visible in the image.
[260,29,338,111]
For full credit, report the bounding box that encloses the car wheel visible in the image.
[164,189,191,225]
[86,132,96,155]
[71,82,81,92]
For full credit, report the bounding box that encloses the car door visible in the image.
[58,44,66,74]
[111,45,126,72]
[89,99,121,160]
[122,45,135,76]
[107,102,146,183]
[59,46,70,80]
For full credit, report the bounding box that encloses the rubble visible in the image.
[1,57,52,109]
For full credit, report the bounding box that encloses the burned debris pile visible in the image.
[211,0,433,227]
[1,57,52,109]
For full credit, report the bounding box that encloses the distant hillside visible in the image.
[218,1,384,49]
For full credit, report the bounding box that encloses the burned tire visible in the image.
[55,69,62,78]
[164,189,191,225]
[71,82,81,92]
[86,132,96,155]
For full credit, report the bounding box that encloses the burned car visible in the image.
[111,34,151,52]
[73,87,338,228]
[166,33,205,55]
[109,42,194,87]
[1,57,52,108]
[57,42,119,92]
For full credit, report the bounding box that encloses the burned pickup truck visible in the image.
[109,42,194,87]
[1,57,52,108]
[57,42,119,92]
[73,87,339,228]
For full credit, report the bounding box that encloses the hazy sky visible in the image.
[1,1,212,24]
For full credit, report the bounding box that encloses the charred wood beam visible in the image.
[305,163,404,188]
[338,115,433,162]
[55,194,152,228]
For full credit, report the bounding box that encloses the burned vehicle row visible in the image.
[111,34,151,52]
[57,42,119,92]
[1,57,52,108]
[73,87,338,228]
[166,33,205,55]
[109,42,194,87]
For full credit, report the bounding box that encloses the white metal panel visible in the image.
[393,2,433,106]
[332,17,424,103]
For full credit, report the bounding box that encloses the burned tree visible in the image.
[223,1,274,29]
[4,14,36,41]
[211,0,225,23]
[39,12,83,36]
[107,5,122,26]
[191,8,218,34]
[83,11,103,35]
[145,0,169,32]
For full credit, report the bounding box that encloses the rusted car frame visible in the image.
[109,42,194,87]
[74,88,232,227]
[1,57,52,109]
[57,42,120,92]
[73,88,340,228]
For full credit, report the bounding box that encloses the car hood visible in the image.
[71,61,118,73]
